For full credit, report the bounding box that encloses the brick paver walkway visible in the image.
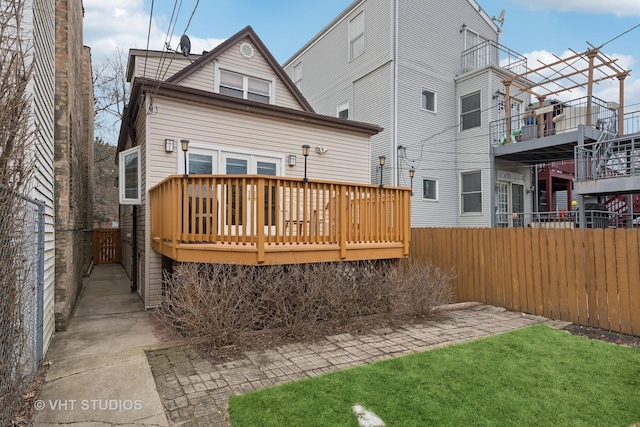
[146,305,570,426]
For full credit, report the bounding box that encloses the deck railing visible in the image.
[149,175,411,264]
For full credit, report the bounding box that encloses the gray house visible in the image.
[285,0,637,228]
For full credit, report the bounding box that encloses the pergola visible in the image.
[502,44,630,142]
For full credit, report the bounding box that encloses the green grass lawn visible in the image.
[228,324,640,427]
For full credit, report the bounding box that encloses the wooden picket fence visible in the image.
[410,227,640,336]
[92,228,121,264]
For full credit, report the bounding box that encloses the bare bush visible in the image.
[391,260,455,317]
[157,259,454,348]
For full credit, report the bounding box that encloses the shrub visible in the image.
[157,259,454,347]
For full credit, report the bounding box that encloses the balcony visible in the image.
[575,132,640,195]
[461,40,527,75]
[490,96,616,164]
[149,175,411,265]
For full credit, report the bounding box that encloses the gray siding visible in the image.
[285,0,512,227]
[284,0,393,118]
[353,63,392,185]
[29,0,56,352]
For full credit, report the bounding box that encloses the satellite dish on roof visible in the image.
[179,34,191,57]
[492,9,505,29]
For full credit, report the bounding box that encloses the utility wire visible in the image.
[183,0,200,34]
[142,0,155,78]
[599,22,640,48]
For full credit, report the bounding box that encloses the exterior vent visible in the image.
[240,42,254,59]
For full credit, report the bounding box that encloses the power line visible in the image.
[183,0,200,35]
[599,22,640,48]
[142,0,155,78]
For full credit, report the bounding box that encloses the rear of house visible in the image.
[117,27,411,308]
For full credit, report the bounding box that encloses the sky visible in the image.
[83,0,640,142]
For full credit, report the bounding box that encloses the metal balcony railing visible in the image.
[490,96,615,147]
[575,136,640,181]
[461,40,527,75]
[496,210,617,229]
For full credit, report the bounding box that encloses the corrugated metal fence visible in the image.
[0,190,44,425]
[411,227,640,336]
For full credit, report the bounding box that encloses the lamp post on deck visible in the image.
[409,168,415,196]
[181,139,189,180]
[378,156,386,189]
[302,144,310,183]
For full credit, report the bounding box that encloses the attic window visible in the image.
[239,42,254,59]
[218,69,272,104]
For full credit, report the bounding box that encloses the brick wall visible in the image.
[54,0,94,330]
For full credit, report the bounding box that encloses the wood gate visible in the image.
[92,228,121,264]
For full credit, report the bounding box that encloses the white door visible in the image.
[496,182,525,227]
[221,153,281,236]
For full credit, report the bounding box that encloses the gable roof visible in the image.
[116,77,382,154]
[166,25,314,113]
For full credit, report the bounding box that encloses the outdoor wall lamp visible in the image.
[409,168,415,196]
[378,155,386,188]
[181,139,189,179]
[460,23,467,33]
[288,155,297,167]
[302,144,310,183]
[165,139,174,153]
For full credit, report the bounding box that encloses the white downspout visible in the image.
[393,0,399,186]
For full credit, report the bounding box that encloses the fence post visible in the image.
[36,200,45,365]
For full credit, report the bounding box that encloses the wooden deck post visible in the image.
[256,178,265,263]
[339,186,347,259]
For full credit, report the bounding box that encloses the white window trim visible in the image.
[348,10,364,61]
[214,62,277,105]
[420,88,437,113]
[293,62,302,90]
[460,170,483,215]
[421,178,439,202]
[460,90,482,132]
[337,101,349,119]
[119,146,142,205]
[176,141,286,176]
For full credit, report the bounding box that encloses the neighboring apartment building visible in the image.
[1,0,93,354]
[283,0,535,227]
[53,0,94,331]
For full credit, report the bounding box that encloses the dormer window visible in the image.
[217,68,273,104]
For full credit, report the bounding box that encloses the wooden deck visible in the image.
[149,175,411,264]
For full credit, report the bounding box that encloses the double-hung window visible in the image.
[218,69,272,104]
[461,91,481,131]
[461,171,482,213]
[349,11,364,60]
